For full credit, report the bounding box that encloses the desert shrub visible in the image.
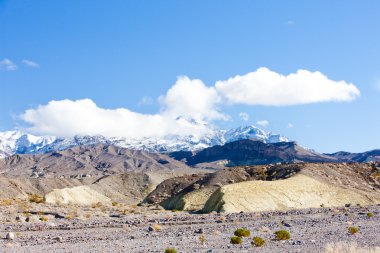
[252,236,265,247]
[367,212,374,218]
[66,212,76,220]
[274,230,290,240]
[348,226,359,235]
[29,194,45,204]
[230,236,243,244]
[234,228,251,237]
[164,248,177,253]
[112,202,119,207]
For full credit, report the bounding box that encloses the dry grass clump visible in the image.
[29,194,45,204]
[39,216,49,222]
[274,229,290,240]
[199,235,207,245]
[151,223,163,231]
[1,199,13,206]
[325,242,380,253]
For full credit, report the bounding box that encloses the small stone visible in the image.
[281,221,292,227]
[54,236,63,242]
[148,226,154,232]
[194,228,204,234]
[6,232,15,240]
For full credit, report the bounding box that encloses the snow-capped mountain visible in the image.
[0,131,56,158]
[0,125,289,158]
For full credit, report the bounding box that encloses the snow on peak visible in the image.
[0,125,289,158]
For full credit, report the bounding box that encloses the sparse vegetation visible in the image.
[348,226,359,235]
[325,241,380,253]
[164,248,178,253]
[199,235,207,245]
[252,236,265,247]
[1,199,12,206]
[29,194,45,204]
[112,202,119,207]
[274,229,291,240]
[367,212,374,218]
[230,236,243,244]
[66,212,77,220]
[234,228,251,237]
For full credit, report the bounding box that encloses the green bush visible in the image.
[164,248,177,253]
[234,228,251,237]
[367,212,374,218]
[230,236,243,244]
[252,236,265,247]
[274,230,290,240]
[348,226,359,234]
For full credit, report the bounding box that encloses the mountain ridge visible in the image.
[0,125,289,158]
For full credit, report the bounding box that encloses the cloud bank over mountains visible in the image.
[19,68,360,138]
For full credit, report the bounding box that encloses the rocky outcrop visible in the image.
[170,139,338,167]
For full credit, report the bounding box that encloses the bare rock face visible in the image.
[170,139,338,167]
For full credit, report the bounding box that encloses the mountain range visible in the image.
[0,125,289,158]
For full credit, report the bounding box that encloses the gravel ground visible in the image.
[1,205,380,253]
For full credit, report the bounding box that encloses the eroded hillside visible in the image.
[145,162,380,213]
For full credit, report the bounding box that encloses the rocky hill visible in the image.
[327,149,380,162]
[0,144,208,203]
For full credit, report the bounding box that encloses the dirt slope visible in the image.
[203,174,380,213]
[45,185,111,205]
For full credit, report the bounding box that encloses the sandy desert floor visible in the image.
[1,204,380,253]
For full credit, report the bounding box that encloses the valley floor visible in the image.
[1,205,380,252]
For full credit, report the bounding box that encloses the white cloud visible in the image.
[22,59,39,68]
[287,122,294,128]
[137,96,154,106]
[159,76,226,121]
[20,99,212,138]
[256,120,269,127]
[215,67,360,106]
[0,58,17,71]
[18,68,360,138]
[287,20,296,26]
[239,112,249,121]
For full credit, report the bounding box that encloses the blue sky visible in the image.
[1,0,380,153]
